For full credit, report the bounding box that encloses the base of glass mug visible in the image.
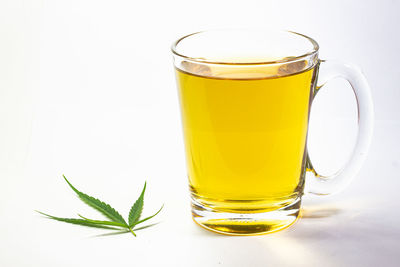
[191,196,301,236]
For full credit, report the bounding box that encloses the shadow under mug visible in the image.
[172,29,373,235]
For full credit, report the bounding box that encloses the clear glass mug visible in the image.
[172,29,373,235]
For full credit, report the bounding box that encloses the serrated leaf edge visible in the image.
[128,182,146,226]
[63,175,127,226]
[36,211,120,230]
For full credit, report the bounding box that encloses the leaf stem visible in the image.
[128,227,136,237]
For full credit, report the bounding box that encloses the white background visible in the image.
[1,0,399,266]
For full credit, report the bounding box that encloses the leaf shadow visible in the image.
[301,206,342,219]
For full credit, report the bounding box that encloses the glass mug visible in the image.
[171,29,373,235]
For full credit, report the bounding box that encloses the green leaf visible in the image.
[77,214,126,228]
[37,176,162,238]
[36,211,119,230]
[134,205,164,227]
[128,182,146,226]
[63,175,127,226]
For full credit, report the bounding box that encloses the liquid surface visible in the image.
[176,65,315,212]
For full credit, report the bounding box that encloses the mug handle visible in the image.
[306,60,374,195]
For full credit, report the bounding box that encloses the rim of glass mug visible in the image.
[171,29,320,66]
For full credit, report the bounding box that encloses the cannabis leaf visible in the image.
[36,176,163,238]
[128,182,146,227]
[63,175,127,225]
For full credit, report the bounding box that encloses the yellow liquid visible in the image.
[176,65,315,214]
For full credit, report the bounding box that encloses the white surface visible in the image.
[1,0,399,266]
